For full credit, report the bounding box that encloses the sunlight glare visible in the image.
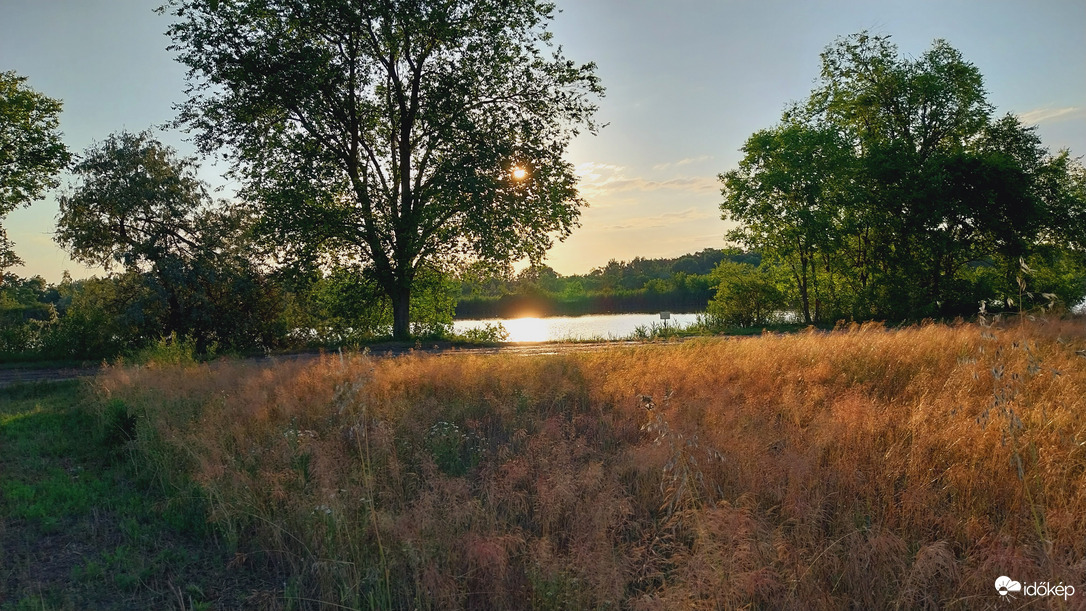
[503,316,549,342]
[511,166,528,180]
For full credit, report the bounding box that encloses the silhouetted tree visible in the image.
[56,131,282,350]
[163,0,603,339]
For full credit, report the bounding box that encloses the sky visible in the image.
[2,0,1084,282]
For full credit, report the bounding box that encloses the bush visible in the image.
[706,261,787,327]
[132,333,209,367]
[452,322,509,344]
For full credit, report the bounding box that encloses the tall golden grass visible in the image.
[97,319,1086,610]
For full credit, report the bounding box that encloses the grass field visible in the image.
[10,318,1086,609]
[0,381,280,610]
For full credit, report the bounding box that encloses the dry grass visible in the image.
[95,319,1086,609]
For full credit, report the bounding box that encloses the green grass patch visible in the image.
[0,381,278,610]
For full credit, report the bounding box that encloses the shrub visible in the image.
[453,322,510,344]
[706,261,786,327]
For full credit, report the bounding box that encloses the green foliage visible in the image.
[0,382,276,607]
[453,322,510,344]
[721,123,853,323]
[302,265,393,344]
[163,0,603,339]
[48,272,165,359]
[426,421,480,477]
[0,259,460,362]
[1020,247,1086,311]
[721,33,1086,322]
[0,71,71,269]
[281,263,458,345]
[706,261,787,327]
[99,399,138,454]
[56,131,210,271]
[410,266,458,337]
[133,332,208,367]
[0,274,58,358]
[1,271,170,362]
[55,132,286,353]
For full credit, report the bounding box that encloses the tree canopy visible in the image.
[56,131,212,271]
[56,131,282,350]
[720,123,853,323]
[721,33,1086,321]
[0,71,71,269]
[162,0,603,339]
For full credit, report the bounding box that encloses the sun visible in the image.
[511,166,528,180]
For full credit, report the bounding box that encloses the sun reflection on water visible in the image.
[452,312,705,343]
[503,317,549,343]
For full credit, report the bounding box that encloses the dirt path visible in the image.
[0,339,670,388]
[0,366,102,387]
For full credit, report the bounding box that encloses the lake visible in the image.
[452,312,703,342]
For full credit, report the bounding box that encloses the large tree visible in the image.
[722,33,1086,321]
[0,71,71,269]
[720,122,854,323]
[811,33,996,317]
[56,132,209,272]
[162,0,603,339]
[56,131,281,350]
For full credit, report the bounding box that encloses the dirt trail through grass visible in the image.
[0,339,656,388]
[0,367,101,387]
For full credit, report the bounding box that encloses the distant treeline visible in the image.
[455,249,759,318]
[1,249,755,363]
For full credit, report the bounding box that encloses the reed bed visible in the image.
[96,319,1086,609]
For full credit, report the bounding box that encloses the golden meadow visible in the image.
[96,320,1086,610]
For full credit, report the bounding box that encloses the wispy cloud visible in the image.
[574,162,625,186]
[1017,107,1080,125]
[601,176,720,192]
[602,207,717,231]
[652,155,714,171]
[575,162,720,197]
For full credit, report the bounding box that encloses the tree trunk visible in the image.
[391,281,411,341]
[797,253,812,325]
[155,267,185,340]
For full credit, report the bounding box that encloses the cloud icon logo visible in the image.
[995,576,1022,596]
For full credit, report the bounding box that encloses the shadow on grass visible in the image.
[0,381,283,611]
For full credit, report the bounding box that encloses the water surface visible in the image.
[452,312,702,343]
